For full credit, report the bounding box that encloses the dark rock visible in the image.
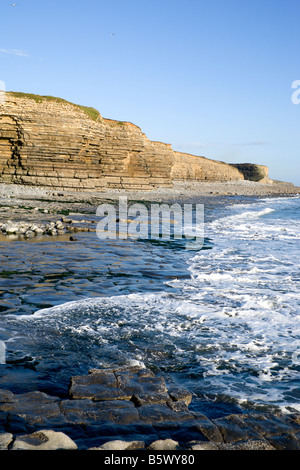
[193,412,224,442]
[1,367,299,450]
[167,400,189,412]
[60,399,139,426]
[6,413,35,434]
[116,368,167,396]
[89,365,144,375]
[290,413,300,425]
[0,391,61,426]
[237,412,300,437]
[132,392,170,407]
[212,414,263,443]
[266,432,300,450]
[168,387,193,406]
[137,404,195,424]
[68,372,131,401]
[0,389,14,403]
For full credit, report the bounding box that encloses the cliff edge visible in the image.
[0,92,271,191]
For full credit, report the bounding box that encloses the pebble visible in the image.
[147,439,180,450]
[90,440,145,451]
[0,219,91,238]
[0,433,13,450]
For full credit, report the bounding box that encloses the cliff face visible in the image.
[0,93,245,191]
[230,163,272,184]
[171,152,244,182]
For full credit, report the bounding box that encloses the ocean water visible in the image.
[0,195,299,417]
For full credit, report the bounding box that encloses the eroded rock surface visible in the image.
[0,93,244,191]
[0,365,300,450]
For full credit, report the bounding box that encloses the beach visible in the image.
[0,180,300,450]
[0,180,298,231]
[1,180,299,207]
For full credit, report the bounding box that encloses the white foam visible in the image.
[13,195,299,410]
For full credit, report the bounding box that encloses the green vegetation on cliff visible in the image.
[7,91,101,122]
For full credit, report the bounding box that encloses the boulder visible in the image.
[147,439,180,450]
[90,440,145,451]
[11,430,78,450]
[0,433,13,450]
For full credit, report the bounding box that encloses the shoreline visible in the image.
[0,180,298,241]
[1,179,299,203]
[0,181,300,450]
[1,365,300,451]
[0,181,299,227]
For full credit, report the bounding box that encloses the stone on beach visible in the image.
[147,438,180,450]
[0,433,13,450]
[89,439,145,451]
[0,216,92,239]
[11,430,78,450]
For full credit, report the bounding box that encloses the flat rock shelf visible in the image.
[0,365,300,450]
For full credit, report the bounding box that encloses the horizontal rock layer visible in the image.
[0,93,246,191]
[230,163,272,183]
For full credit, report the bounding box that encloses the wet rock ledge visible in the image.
[0,365,300,450]
[0,216,95,239]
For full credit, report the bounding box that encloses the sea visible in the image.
[0,194,299,419]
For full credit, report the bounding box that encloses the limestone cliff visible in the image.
[0,92,247,191]
[230,163,272,184]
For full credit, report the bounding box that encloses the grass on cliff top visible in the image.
[8,91,101,122]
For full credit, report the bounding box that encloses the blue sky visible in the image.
[0,0,299,185]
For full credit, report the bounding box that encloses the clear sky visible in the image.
[1,0,299,185]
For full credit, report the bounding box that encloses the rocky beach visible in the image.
[0,179,299,221]
[1,364,300,451]
[2,0,300,458]
[0,180,300,451]
[0,179,298,243]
